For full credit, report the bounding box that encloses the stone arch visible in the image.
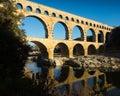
[54,43,69,57]
[65,16,69,20]
[105,32,111,43]
[86,22,88,25]
[76,19,79,23]
[36,8,41,13]
[81,20,84,24]
[86,28,96,42]
[21,15,48,38]
[16,3,23,9]
[98,31,104,43]
[88,44,96,55]
[30,41,48,58]
[58,15,63,19]
[71,17,74,22]
[44,10,49,15]
[90,23,92,26]
[73,44,84,56]
[53,21,68,40]
[72,25,84,41]
[51,13,56,17]
[26,6,32,12]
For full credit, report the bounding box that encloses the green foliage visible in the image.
[0,0,30,78]
[0,1,33,95]
[0,1,56,96]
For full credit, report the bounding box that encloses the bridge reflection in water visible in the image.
[25,62,114,96]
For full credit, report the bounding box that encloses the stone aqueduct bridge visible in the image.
[16,0,113,59]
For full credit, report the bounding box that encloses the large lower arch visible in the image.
[72,25,84,41]
[54,43,69,57]
[30,41,48,58]
[73,44,84,56]
[53,22,68,40]
[88,44,96,55]
[20,16,48,38]
[86,28,96,42]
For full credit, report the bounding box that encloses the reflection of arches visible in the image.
[20,16,48,38]
[88,45,96,55]
[105,32,111,43]
[98,75,105,87]
[72,26,84,41]
[98,31,104,43]
[31,41,48,58]
[54,43,69,57]
[53,22,68,39]
[88,71,96,75]
[73,44,84,56]
[55,66,69,82]
[74,69,84,78]
[87,77,95,88]
[86,29,96,42]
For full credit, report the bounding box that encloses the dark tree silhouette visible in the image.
[106,26,120,51]
[0,1,56,96]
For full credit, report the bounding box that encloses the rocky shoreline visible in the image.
[62,55,120,72]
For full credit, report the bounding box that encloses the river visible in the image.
[25,61,120,96]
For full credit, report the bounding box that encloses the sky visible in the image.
[30,0,120,27]
[21,0,120,39]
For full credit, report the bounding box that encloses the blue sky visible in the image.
[30,0,120,27]
[21,0,120,38]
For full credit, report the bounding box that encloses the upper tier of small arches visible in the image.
[16,1,113,31]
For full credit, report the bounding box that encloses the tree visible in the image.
[106,26,120,51]
[0,0,33,95]
[0,1,56,96]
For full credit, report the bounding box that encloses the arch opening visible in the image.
[98,31,104,43]
[65,16,69,20]
[16,3,23,9]
[53,22,68,40]
[36,8,41,13]
[54,43,69,57]
[73,44,84,57]
[59,15,63,19]
[27,41,48,58]
[51,13,56,17]
[87,77,96,88]
[72,26,84,41]
[20,16,47,38]
[44,10,49,15]
[86,29,95,42]
[26,6,32,12]
[88,45,96,55]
